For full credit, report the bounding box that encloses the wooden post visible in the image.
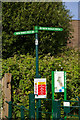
[2,73,12,118]
[0,80,2,119]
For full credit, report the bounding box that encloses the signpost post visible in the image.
[34,26,41,120]
[14,26,63,120]
[34,26,41,78]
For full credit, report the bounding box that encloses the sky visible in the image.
[62,1,80,20]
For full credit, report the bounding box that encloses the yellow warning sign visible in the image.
[38,82,46,85]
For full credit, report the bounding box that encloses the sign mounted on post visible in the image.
[53,71,66,93]
[34,78,47,99]
[52,71,66,119]
[64,102,70,107]
[14,30,35,35]
[38,26,63,31]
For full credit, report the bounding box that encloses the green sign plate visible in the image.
[38,27,63,31]
[14,30,35,35]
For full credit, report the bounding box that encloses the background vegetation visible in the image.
[2,48,80,119]
[2,2,73,59]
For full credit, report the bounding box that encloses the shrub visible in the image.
[2,48,80,118]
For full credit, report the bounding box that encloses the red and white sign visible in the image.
[34,78,47,98]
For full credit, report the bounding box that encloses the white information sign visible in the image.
[64,102,70,107]
[54,71,64,92]
[34,78,47,99]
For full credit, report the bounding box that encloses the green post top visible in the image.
[34,26,38,33]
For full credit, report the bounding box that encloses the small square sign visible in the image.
[64,102,70,107]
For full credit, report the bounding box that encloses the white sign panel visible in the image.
[54,71,64,92]
[34,78,47,99]
[35,39,38,45]
[64,102,70,107]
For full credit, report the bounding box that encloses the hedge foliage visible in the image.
[2,48,80,118]
[2,2,73,59]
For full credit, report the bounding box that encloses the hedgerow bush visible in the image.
[2,48,80,118]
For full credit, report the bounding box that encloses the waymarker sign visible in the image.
[14,30,35,35]
[14,26,63,35]
[38,26,63,31]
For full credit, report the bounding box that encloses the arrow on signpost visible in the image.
[14,30,36,35]
[38,26,63,31]
[14,27,63,35]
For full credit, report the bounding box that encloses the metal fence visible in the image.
[5,94,80,120]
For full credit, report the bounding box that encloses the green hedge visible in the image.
[2,48,80,118]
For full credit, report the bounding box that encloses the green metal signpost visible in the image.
[14,26,63,78]
[34,26,40,78]
[14,26,63,120]
[14,26,63,79]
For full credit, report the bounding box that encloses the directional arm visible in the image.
[14,30,35,35]
[38,26,63,31]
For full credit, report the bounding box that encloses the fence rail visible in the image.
[5,101,29,120]
[5,94,80,120]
